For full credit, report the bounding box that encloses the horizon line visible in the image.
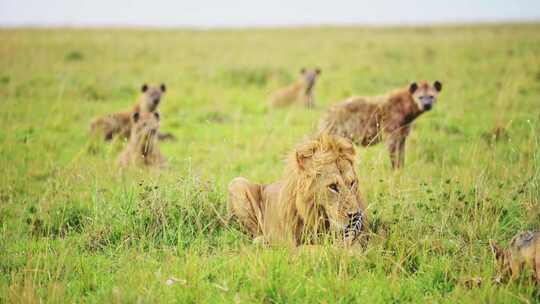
[1,19,539,31]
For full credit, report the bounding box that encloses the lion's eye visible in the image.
[328,183,339,193]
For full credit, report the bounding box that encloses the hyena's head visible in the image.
[139,83,166,112]
[130,111,160,157]
[409,80,442,112]
[300,68,321,94]
[490,241,511,276]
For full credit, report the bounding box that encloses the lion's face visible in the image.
[140,83,166,112]
[311,158,361,229]
[292,134,365,241]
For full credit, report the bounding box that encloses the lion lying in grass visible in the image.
[228,133,367,247]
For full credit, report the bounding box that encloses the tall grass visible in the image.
[0,24,539,302]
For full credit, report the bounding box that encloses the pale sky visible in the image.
[1,0,539,28]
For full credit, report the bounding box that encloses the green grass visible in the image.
[1,24,540,303]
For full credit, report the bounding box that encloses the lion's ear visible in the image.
[337,138,355,158]
[295,147,315,171]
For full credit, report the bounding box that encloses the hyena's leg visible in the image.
[228,177,265,237]
[105,130,114,141]
[91,116,121,141]
[397,137,407,168]
[157,132,176,141]
[386,137,400,169]
[510,260,521,281]
[304,94,315,109]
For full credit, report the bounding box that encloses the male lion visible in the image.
[319,81,442,169]
[91,83,173,141]
[117,111,166,167]
[228,133,367,247]
[269,68,321,108]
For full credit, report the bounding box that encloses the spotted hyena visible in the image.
[319,81,442,169]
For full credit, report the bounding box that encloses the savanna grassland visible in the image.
[1,24,540,303]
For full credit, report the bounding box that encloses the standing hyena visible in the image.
[90,83,166,141]
[319,81,442,169]
[269,68,321,108]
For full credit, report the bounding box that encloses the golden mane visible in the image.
[279,133,357,243]
[227,132,366,247]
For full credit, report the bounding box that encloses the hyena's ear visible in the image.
[141,84,149,93]
[490,240,505,260]
[132,112,140,123]
[433,80,442,92]
[153,112,160,121]
[300,67,306,74]
[409,82,418,94]
[160,83,166,92]
[315,68,321,75]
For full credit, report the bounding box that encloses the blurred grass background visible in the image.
[0,24,540,302]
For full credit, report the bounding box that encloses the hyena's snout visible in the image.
[420,96,435,111]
